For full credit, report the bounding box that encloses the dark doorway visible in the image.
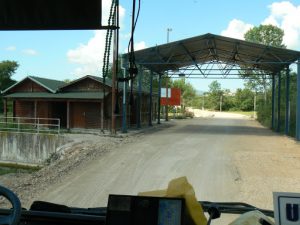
[52,102,67,128]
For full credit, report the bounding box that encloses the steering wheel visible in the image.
[0,185,21,225]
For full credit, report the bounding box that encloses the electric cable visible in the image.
[127,0,141,105]
[101,0,117,130]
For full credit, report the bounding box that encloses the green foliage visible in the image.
[63,79,72,83]
[203,81,255,112]
[244,24,286,48]
[0,60,18,112]
[256,93,272,128]
[171,78,196,107]
[241,24,293,136]
[190,95,202,108]
[242,24,285,103]
[234,88,255,111]
[0,60,18,90]
[0,163,40,175]
[254,72,298,138]
[206,80,223,110]
[222,89,235,111]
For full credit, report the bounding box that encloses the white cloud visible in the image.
[262,17,279,27]
[67,30,106,76]
[221,19,253,40]
[67,0,128,77]
[123,41,147,53]
[262,1,300,49]
[221,1,300,50]
[5,46,16,51]
[22,49,38,56]
[134,41,147,51]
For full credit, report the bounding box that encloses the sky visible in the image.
[1,0,300,92]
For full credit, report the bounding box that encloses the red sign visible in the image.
[161,88,181,106]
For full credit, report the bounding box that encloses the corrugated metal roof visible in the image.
[4,92,108,99]
[124,33,300,74]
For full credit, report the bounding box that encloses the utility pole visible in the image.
[220,95,223,112]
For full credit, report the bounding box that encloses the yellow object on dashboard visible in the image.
[139,176,207,225]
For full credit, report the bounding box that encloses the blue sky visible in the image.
[1,0,300,91]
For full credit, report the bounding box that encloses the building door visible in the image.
[71,102,101,129]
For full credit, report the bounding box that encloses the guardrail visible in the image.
[0,117,60,134]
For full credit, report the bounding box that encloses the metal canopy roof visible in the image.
[126,33,300,75]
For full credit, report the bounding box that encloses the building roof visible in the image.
[4,92,108,100]
[2,75,156,100]
[59,75,113,90]
[29,76,66,92]
[1,76,66,94]
[124,33,300,74]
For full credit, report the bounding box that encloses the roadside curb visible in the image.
[115,120,176,138]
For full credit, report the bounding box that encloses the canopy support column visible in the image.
[137,66,142,129]
[277,72,281,132]
[67,101,70,130]
[296,59,300,140]
[34,100,37,118]
[148,71,153,126]
[3,99,7,123]
[271,73,276,130]
[157,74,162,124]
[285,66,290,135]
[122,72,127,133]
[165,75,169,121]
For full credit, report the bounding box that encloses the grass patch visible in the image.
[228,111,256,117]
[0,162,41,175]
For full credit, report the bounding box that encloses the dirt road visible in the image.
[38,112,300,223]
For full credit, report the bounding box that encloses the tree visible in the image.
[207,80,223,110]
[234,88,255,111]
[172,78,196,107]
[0,60,18,91]
[244,24,285,48]
[63,79,72,83]
[0,60,18,112]
[242,25,285,102]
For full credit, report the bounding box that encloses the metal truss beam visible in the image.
[180,43,205,75]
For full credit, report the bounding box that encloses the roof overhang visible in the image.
[3,92,109,100]
[124,33,300,75]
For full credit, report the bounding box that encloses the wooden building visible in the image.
[2,75,158,130]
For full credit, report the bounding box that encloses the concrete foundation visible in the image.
[0,132,67,164]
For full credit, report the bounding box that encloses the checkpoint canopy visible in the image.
[123,33,300,140]
[126,33,300,75]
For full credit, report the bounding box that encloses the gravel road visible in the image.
[32,111,300,224]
